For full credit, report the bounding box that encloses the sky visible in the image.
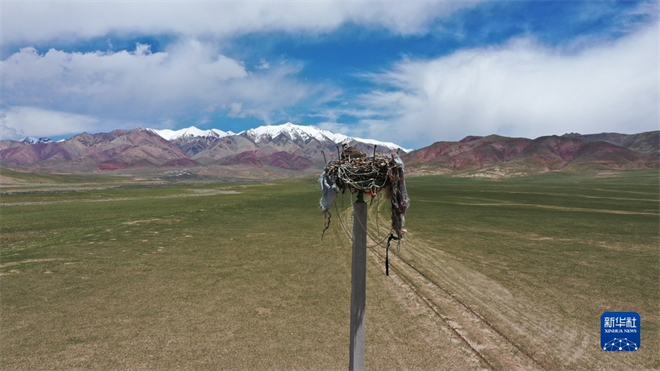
[1,1,658,150]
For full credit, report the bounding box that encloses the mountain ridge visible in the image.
[149,122,411,153]
[0,124,408,172]
[562,131,659,155]
[148,122,410,168]
[403,133,658,177]
[1,127,657,178]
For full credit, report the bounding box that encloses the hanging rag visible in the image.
[319,170,340,238]
[390,156,410,240]
[319,170,340,212]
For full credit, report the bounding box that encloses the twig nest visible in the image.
[319,145,410,239]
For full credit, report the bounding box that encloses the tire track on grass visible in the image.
[366,245,499,371]
[339,205,543,370]
[368,243,545,371]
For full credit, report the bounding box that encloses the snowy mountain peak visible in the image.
[149,122,411,152]
[239,122,411,152]
[147,127,233,141]
[21,136,53,144]
[240,122,345,144]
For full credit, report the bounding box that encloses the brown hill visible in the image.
[563,131,659,155]
[0,128,320,173]
[0,141,75,166]
[267,152,315,170]
[568,140,659,169]
[192,136,259,162]
[0,140,27,151]
[403,135,532,172]
[217,151,314,170]
[172,135,222,157]
[404,134,658,176]
[0,129,193,170]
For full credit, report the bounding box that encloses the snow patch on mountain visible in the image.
[148,126,233,141]
[149,122,411,152]
[240,122,411,152]
[241,122,346,143]
[21,136,53,144]
[348,136,410,152]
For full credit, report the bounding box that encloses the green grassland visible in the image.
[1,169,658,370]
[400,170,659,370]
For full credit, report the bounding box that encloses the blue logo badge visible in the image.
[601,312,640,351]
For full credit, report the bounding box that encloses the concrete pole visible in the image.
[349,192,367,371]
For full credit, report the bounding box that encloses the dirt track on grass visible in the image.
[327,202,645,370]
[364,232,648,370]
[367,243,541,371]
[362,233,646,371]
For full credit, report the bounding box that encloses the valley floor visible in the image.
[1,170,658,370]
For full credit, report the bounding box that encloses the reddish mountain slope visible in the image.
[267,152,315,170]
[569,140,659,169]
[0,129,194,169]
[403,135,532,171]
[0,140,27,151]
[514,136,589,170]
[563,131,659,155]
[0,142,74,165]
[404,134,658,175]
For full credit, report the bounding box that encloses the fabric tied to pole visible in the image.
[320,171,340,238]
[390,156,410,241]
[319,171,340,212]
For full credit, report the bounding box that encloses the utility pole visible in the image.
[349,191,367,371]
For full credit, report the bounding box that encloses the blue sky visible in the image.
[1,1,658,149]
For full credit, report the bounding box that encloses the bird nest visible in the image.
[320,144,410,239]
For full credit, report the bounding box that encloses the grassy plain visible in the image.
[1,169,658,370]
[399,170,660,370]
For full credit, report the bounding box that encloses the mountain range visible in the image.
[0,123,657,178]
[0,123,408,174]
[404,131,658,177]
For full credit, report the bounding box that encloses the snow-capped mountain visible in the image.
[0,123,411,172]
[147,127,239,158]
[240,123,348,144]
[21,136,53,144]
[2,127,657,175]
[148,126,234,141]
[240,122,411,152]
[145,122,411,164]
[149,122,411,153]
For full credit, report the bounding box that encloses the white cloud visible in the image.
[2,2,476,45]
[0,39,318,127]
[227,102,243,118]
[256,59,270,70]
[357,22,659,146]
[0,106,100,140]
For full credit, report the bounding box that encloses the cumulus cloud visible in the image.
[356,22,659,146]
[0,39,318,127]
[0,106,101,140]
[2,2,476,45]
